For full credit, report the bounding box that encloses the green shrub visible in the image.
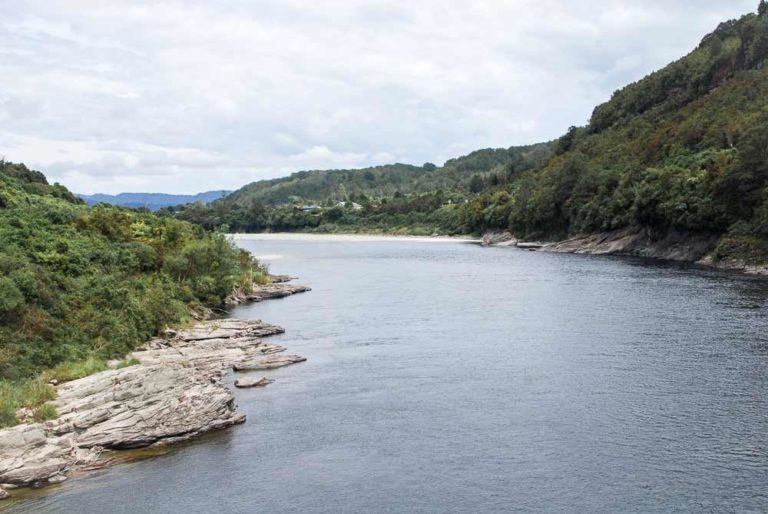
[43,357,108,383]
[117,357,141,369]
[33,403,58,422]
[0,378,57,428]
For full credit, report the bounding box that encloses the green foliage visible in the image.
[33,403,58,422]
[0,161,265,384]
[44,357,109,383]
[0,378,56,428]
[166,144,552,234]
[455,7,768,248]
[177,4,768,253]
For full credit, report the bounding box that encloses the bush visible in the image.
[33,403,58,422]
[0,378,57,428]
[44,357,109,383]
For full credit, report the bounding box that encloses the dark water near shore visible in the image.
[9,236,768,513]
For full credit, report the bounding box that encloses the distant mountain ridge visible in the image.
[78,190,231,210]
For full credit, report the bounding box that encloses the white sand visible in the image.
[229,233,479,244]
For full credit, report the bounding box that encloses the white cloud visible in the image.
[0,0,758,193]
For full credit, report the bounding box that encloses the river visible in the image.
[9,235,768,512]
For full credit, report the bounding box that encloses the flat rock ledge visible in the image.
[0,317,308,496]
[226,281,311,306]
[234,377,274,388]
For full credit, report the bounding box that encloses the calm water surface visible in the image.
[9,236,768,513]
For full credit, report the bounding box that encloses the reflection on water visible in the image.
[8,238,768,513]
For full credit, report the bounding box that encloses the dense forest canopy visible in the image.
[167,143,553,234]
[459,4,768,259]
[0,161,266,424]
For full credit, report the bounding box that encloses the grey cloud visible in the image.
[0,0,758,193]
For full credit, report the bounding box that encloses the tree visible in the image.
[468,174,484,193]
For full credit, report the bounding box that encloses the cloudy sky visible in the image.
[0,0,758,194]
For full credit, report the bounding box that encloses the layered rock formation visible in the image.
[0,282,310,498]
[540,226,719,263]
[226,282,312,306]
[482,227,768,274]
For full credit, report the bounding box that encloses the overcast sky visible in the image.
[0,1,758,194]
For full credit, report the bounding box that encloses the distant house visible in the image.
[300,204,321,212]
[336,201,363,210]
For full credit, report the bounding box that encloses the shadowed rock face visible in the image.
[541,227,720,262]
[0,315,309,493]
[483,227,723,264]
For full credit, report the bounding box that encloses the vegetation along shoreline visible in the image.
[0,278,310,502]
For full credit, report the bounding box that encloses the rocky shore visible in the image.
[0,282,310,499]
[226,279,311,306]
[482,228,768,275]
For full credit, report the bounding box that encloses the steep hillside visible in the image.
[465,4,768,266]
[0,161,266,424]
[79,190,231,210]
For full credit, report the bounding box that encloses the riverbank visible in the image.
[231,233,480,244]
[0,281,310,501]
[482,228,768,275]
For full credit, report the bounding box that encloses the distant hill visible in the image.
[78,190,231,210]
[166,144,553,233]
[222,144,552,207]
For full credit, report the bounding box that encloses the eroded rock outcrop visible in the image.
[234,377,274,388]
[540,226,720,262]
[226,282,312,306]
[484,227,726,265]
[233,355,307,371]
[481,231,518,247]
[0,301,309,494]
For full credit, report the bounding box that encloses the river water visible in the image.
[9,235,768,513]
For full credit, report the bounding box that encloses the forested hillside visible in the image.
[462,4,768,263]
[169,4,768,246]
[167,144,552,234]
[0,161,265,425]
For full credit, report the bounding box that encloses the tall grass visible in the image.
[42,356,108,383]
[0,378,57,428]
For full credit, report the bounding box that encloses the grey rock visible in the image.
[226,283,311,306]
[267,274,298,283]
[233,355,307,371]
[0,319,306,489]
[481,231,517,247]
[541,226,720,262]
[234,377,274,388]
